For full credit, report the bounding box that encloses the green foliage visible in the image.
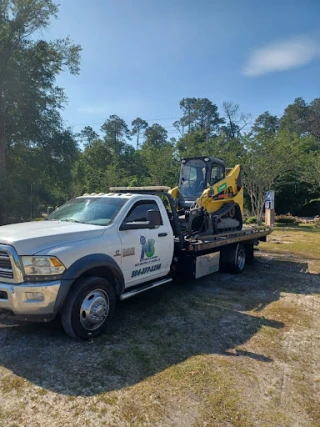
[252,112,279,137]
[0,0,81,223]
[299,199,320,217]
[175,98,225,140]
[0,0,81,173]
[131,117,148,149]
[245,216,257,224]
[280,97,309,136]
[275,215,297,225]
[143,124,168,150]
[101,114,131,156]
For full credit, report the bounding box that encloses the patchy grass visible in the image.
[0,375,26,394]
[264,227,320,259]
[0,228,320,426]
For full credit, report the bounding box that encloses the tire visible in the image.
[224,243,246,274]
[61,276,116,340]
[245,243,254,265]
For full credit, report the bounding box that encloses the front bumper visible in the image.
[0,280,61,318]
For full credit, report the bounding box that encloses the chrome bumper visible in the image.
[0,280,61,316]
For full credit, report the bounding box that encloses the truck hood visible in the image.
[0,221,106,255]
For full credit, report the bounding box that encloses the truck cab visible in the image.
[0,193,174,339]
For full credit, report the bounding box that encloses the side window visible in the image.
[125,201,163,224]
[211,165,225,185]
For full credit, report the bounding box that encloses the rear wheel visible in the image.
[221,243,246,274]
[234,244,246,273]
[61,276,116,340]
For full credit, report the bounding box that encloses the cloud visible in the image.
[243,36,320,77]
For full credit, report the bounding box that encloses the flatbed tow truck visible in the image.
[0,187,271,339]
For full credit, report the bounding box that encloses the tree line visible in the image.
[0,1,319,225]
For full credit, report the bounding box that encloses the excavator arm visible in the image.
[197,164,244,214]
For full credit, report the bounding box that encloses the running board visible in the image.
[120,277,172,301]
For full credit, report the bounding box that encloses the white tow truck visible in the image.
[0,187,271,339]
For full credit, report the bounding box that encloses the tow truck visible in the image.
[0,187,271,339]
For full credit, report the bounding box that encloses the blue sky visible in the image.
[46,0,320,139]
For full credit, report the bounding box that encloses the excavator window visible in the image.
[210,164,225,185]
[180,159,207,197]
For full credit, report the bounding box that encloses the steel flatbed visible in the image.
[181,226,271,253]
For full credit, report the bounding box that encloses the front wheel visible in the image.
[61,276,116,340]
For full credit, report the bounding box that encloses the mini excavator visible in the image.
[169,156,244,237]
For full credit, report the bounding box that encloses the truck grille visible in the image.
[0,250,14,280]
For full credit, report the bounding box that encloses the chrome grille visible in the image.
[0,250,14,279]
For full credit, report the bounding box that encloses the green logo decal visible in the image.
[140,236,155,261]
[217,182,227,193]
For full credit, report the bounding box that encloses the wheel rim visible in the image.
[237,249,246,270]
[80,289,109,331]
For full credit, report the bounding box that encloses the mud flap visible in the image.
[195,252,220,279]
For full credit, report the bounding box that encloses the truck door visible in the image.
[118,199,172,287]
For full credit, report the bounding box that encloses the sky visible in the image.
[45,0,320,139]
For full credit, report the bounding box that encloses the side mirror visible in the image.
[120,210,162,231]
[147,209,161,229]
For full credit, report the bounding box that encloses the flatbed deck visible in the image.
[181,226,271,253]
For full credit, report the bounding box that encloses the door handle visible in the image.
[158,232,168,237]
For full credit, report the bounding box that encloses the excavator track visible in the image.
[186,202,243,238]
[210,202,242,234]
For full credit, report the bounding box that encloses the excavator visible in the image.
[169,156,244,237]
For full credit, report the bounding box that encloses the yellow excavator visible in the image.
[169,156,244,237]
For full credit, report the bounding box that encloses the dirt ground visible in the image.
[0,228,319,427]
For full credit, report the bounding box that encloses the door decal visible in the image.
[140,236,155,260]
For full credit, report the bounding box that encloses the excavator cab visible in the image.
[178,157,225,208]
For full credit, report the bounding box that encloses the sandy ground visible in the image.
[0,231,319,426]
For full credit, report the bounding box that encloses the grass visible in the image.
[0,227,320,426]
[0,375,26,394]
[263,226,320,259]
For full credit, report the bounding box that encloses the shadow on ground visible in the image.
[0,254,318,396]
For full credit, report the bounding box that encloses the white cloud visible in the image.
[243,36,320,77]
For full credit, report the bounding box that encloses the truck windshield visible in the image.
[180,159,207,197]
[47,197,127,226]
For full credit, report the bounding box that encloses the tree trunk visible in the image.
[0,116,6,174]
[0,87,6,174]
[257,209,263,226]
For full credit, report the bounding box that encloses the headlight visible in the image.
[21,256,65,280]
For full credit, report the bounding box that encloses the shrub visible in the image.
[275,214,298,225]
[246,216,257,224]
[314,218,320,228]
[299,199,320,217]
